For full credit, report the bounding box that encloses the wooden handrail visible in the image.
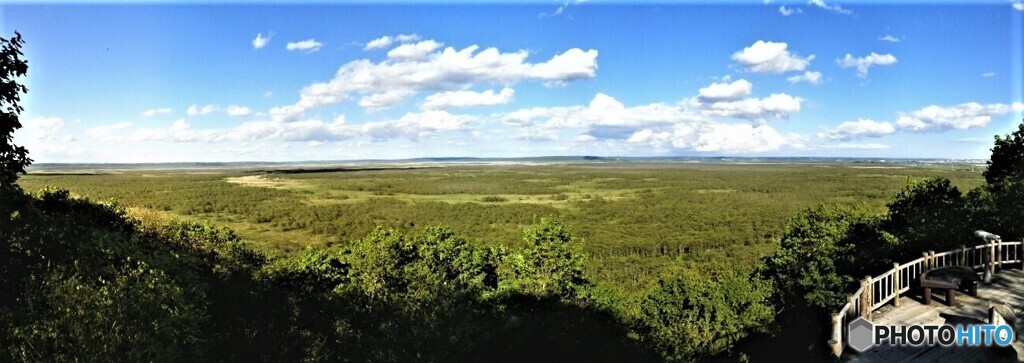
[828,240,1024,357]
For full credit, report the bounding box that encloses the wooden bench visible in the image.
[920,266,980,306]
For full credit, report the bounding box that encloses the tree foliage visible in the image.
[0,31,30,191]
[499,218,590,300]
[885,177,969,256]
[758,205,897,311]
[636,268,774,362]
[984,119,1024,187]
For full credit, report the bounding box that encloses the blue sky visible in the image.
[2,1,1023,162]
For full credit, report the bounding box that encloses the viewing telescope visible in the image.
[974,230,999,284]
[974,230,1001,242]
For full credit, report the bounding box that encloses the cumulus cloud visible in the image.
[508,93,700,132]
[690,80,803,121]
[226,105,253,117]
[697,79,752,102]
[809,0,852,15]
[691,123,789,153]
[421,87,515,110]
[1014,1,1024,11]
[816,142,889,150]
[252,32,272,49]
[141,108,172,117]
[270,40,599,119]
[837,53,898,77]
[695,93,803,120]
[26,116,65,140]
[896,102,1024,132]
[818,119,895,141]
[625,123,789,153]
[779,6,802,16]
[286,39,324,52]
[786,71,823,85]
[88,110,480,144]
[732,40,814,74]
[187,104,219,116]
[387,40,444,61]
[358,110,478,141]
[358,90,417,113]
[503,90,802,153]
[85,122,133,141]
[879,34,902,43]
[364,34,421,50]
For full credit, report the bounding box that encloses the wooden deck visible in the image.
[844,268,1024,362]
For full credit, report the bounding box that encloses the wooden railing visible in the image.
[828,239,1024,357]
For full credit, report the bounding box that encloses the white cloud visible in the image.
[503,91,801,153]
[809,0,852,15]
[187,104,219,116]
[271,40,598,118]
[534,93,701,130]
[692,91,803,120]
[85,122,132,141]
[540,1,574,18]
[387,40,443,61]
[680,79,805,121]
[358,110,478,141]
[358,89,417,113]
[692,123,789,153]
[286,39,323,52]
[697,79,752,102]
[32,144,91,160]
[732,40,814,74]
[26,116,64,140]
[779,6,802,16]
[786,71,823,85]
[141,108,172,117]
[625,122,790,153]
[818,119,895,140]
[982,72,996,78]
[263,91,273,98]
[93,109,480,144]
[879,34,902,43]
[252,32,273,50]
[364,34,421,51]
[896,102,1024,132]
[1014,1,1024,11]
[836,52,898,77]
[226,105,253,117]
[421,87,515,110]
[816,142,889,150]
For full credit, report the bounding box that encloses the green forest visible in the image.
[5,32,1024,362]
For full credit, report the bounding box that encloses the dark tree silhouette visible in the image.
[984,119,1024,187]
[0,31,30,191]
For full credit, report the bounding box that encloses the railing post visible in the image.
[996,239,1003,272]
[830,314,843,357]
[929,250,936,268]
[988,242,995,277]
[892,262,900,307]
[860,276,872,320]
[960,245,967,266]
[847,296,856,318]
[923,251,930,271]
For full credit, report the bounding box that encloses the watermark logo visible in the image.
[847,317,1015,352]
